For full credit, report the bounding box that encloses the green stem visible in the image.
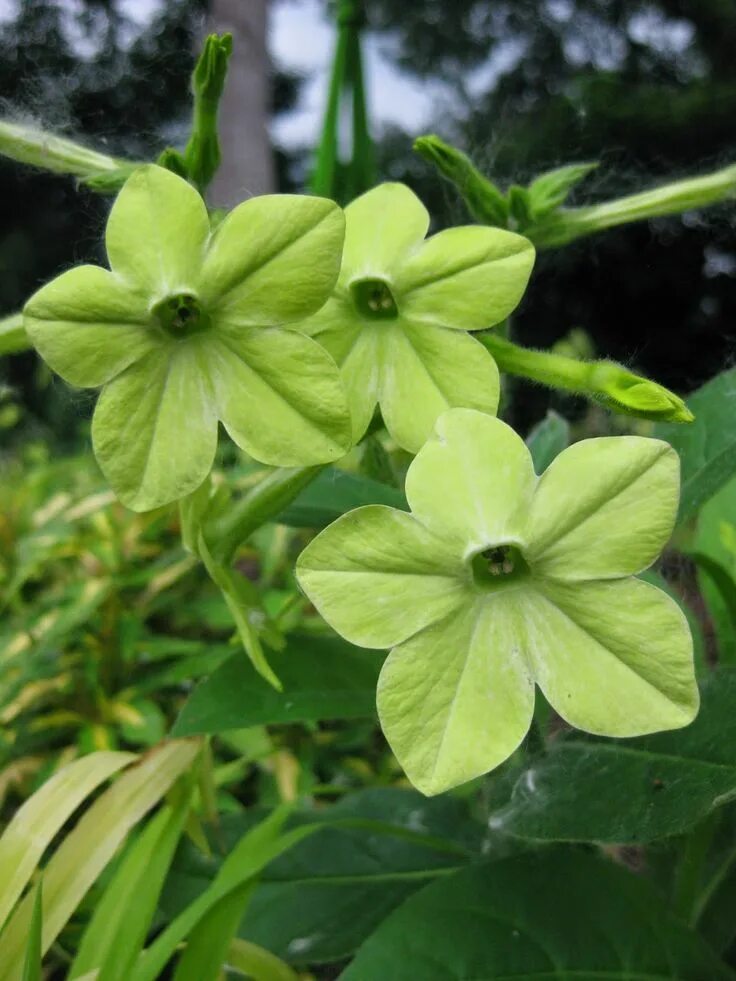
[0,313,30,355]
[0,120,138,189]
[206,465,325,565]
[479,333,693,423]
[529,162,736,248]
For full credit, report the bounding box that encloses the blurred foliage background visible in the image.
[0,0,734,445]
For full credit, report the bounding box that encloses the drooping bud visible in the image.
[414,134,509,227]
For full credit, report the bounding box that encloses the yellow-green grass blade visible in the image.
[0,751,135,933]
[132,807,318,981]
[0,740,200,981]
[70,777,194,981]
[20,881,42,981]
[226,938,298,981]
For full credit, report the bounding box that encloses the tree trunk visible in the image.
[208,0,275,206]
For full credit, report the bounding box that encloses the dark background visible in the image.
[1,0,734,442]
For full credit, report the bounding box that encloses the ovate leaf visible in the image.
[342,850,734,980]
[490,668,736,843]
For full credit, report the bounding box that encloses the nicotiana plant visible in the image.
[4,21,736,980]
[14,139,703,797]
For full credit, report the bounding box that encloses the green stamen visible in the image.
[153,293,211,337]
[471,544,530,591]
[350,278,399,320]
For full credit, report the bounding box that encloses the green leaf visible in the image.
[131,808,318,981]
[20,883,41,981]
[656,366,736,521]
[164,789,483,967]
[341,849,735,980]
[490,668,736,844]
[172,634,383,737]
[525,410,570,472]
[0,751,135,934]
[526,161,597,219]
[695,476,736,662]
[196,530,280,690]
[277,467,407,528]
[172,881,254,981]
[70,785,193,981]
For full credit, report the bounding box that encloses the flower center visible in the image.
[153,293,212,337]
[350,278,399,320]
[470,544,530,591]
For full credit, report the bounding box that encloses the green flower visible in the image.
[24,165,351,511]
[296,183,535,452]
[297,408,699,795]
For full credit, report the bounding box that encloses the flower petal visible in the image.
[341,183,429,280]
[207,326,351,466]
[199,195,344,324]
[105,165,210,296]
[405,409,537,552]
[526,436,679,580]
[24,265,155,387]
[378,597,535,795]
[522,578,698,735]
[296,505,468,649]
[299,296,381,444]
[379,322,500,454]
[396,225,535,330]
[91,342,217,511]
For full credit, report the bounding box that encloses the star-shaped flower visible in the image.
[24,165,351,511]
[296,183,536,452]
[296,408,699,795]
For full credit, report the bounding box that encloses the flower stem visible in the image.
[0,119,138,188]
[530,163,736,248]
[480,333,693,423]
[206,465,325,565]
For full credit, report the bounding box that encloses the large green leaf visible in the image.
[490,668,736,844]
[695,476,736,662]
[163,789,485,967]
[172,634,383,737]
[342,849,735,980]
[656,366,736,522]
[277,467,407,528]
